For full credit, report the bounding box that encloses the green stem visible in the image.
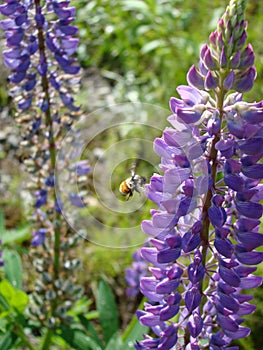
[13,323,35,350]
[40,329,53,350]
[34,1,61,348]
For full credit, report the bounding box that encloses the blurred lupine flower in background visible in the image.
[125,248,148,297]
[0,0,80,112]
[0,0,87,333]
[136,0,263,348]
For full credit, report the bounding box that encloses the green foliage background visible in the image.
[73,0,263,105]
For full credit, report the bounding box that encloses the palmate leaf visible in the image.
[0,279,28,315]
[97,280,119,345]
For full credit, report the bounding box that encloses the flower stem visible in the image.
[200,88,225,291]
[13,323,35,350]
[34,1,61,347]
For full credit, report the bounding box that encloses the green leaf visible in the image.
[59,326,102,350]
[97,280,119,344]
[2,226,31,245]
[105,332,123,350]
[0,279,28,314]
[2,250,22,289]
[122,317,148,349]
[78,315,103,348]
[0,331,18,350]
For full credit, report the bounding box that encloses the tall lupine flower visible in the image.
[0,0,86,344]
[136,1,263,349]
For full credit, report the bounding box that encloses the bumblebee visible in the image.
[119,164,146,200]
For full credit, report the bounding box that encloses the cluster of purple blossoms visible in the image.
[136,1,263,349]
[0,0,80,113]
[0,0,87,245]
[0,0,87,331]
[126,248,148,297]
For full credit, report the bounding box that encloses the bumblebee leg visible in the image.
[126,192,133,201]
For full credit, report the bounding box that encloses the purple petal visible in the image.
[182,231,201,253]
[236,201,263,219]
[234,66,256,93]
[157,248,181,264]
[58,25,78,36]
[18,97,32,110]
[185,287,202,312]
[208,205,226,228]
[153,138,173,159]
[188,311,203,337]
[141,220,167,237]
[230,51,241,68]
[236,302,256,316]
[188,264,205,284]
[187,65,205,89]
[242,163,263,179]
[223,71,235,90]
[69,193,85,208]
[236,231,263,250]
[218,292,239,312]
[156,278,180,294]
[177,85,205,105]
[141,247,166,268]
[152,212,178,229]
[240,108,263,123]
[163,128,191,147]
[236,217,260,231]
[236,251,263,265]
[204,71,218,90]
[32,228,46,246]
[139,312,160,327]
[239,275,262,289]
[160,303,179,321]
[159,324,178,350]
[224,174,244,191]
[215,238,233,258]
[219,265,240,287]
[204,49,217,70]
[177,106,205,124]
[217,313,239,332]
[224,326,250,340]
[0,3,18,16]
[239,138,263,155]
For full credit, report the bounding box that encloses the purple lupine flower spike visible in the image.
[125,249,148,297]
[0,0,82,245]
[136,1,263,348]
[0,0,80,115]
